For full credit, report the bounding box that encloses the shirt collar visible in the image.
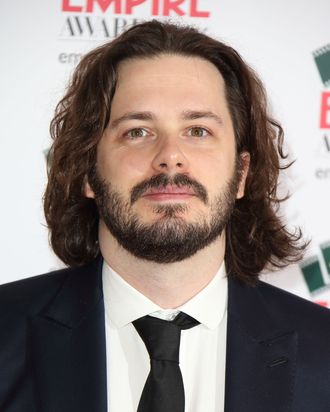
[178,264,227,329]
[102,260,227,330]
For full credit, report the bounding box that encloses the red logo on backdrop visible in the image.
[60,0,211,40]
[312,44,330,179]
[62,0,210,17]
[320,92,330,129]
[313,44,330,129]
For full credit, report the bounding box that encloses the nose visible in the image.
[151,135,189,174]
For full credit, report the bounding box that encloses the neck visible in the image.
[99,223,226,309]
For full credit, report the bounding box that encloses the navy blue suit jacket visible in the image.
[1,257,330,411]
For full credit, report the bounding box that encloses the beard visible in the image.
[89,167,240,263]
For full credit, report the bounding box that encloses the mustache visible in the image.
[130,173,208,205]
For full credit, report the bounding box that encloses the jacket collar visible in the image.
[225,277,298,412]
[43,257,103,328]
[30,257,107,412]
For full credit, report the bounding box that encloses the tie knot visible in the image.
[133,312,199,363]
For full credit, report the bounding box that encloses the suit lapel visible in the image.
[30,258,107,412]
[225,278,298,412]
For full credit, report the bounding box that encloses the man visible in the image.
[1,20,330,412]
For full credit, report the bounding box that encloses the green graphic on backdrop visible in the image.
[320,241,330,274]
[300,257,325,293]
[313,44,330,87]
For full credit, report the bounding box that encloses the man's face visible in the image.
[86,54,249,262]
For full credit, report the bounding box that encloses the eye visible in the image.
[124,128,149,139]
[187,127,210,138]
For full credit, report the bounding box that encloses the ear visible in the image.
[84,177,95,199]
[236,151,250,199]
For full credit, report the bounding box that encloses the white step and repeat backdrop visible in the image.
[1,1,329,306]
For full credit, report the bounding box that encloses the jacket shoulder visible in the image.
[0,266,79,316]
[256,280,330,330]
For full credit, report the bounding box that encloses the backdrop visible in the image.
[1,0,329,306]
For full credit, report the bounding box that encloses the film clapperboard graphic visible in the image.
[313,44,330,87]
[300,241,330,296]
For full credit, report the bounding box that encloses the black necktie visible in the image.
[133,312,199,412]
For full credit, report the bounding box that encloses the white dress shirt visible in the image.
[102,261,228,412]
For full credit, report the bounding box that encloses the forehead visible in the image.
[111,54,228,113]
[116,54,224,86]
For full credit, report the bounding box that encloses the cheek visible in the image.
[121,151,151,174]
[191,150,234,184]
[97,146,151,184]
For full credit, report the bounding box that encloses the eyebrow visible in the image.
[109,110,223,129]
[181,110,223,126]
[110,111,154,129]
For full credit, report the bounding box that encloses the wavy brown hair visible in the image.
[44,20,306,283]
